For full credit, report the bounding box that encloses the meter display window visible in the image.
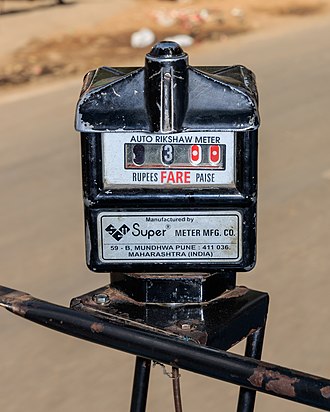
[102,132,236,189]
[126,143,226,169]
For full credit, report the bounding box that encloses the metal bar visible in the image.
[237,326,266,412]
[130,357,151,412]
[172,367,183,412]
[1,286,330,411]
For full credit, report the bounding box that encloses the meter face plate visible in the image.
[102,132,235,188]
[97,211,242,264]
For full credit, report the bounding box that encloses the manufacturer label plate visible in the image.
[98,211,242,264]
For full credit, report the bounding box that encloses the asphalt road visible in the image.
[1,13,330,412]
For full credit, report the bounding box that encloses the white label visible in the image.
[98,211,242,264]
[102,132,236,188]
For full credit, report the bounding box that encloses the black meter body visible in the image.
[75,42,259,274]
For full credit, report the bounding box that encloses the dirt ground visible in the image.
[0,0,329,89]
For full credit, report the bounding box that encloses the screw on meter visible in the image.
[75,41,259,274]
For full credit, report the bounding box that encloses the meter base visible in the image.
[109,271,236,304]
[70,284,269,351]
[71,284,268,412]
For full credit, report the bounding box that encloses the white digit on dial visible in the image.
[162,144,174,165]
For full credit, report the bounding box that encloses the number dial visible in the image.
[132,144,145,165]
[162,145,174,165]
[125,144,226,170]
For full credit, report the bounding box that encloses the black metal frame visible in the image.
[236,327,266,411]
[126,285,267,412]
[129,326,266,412]
[1,284,330,411]
[131,357,151,412]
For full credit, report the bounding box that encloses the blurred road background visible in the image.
[1,1,330,411]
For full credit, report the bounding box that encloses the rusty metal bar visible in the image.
[1,286,330,411]
[172,367,183,412]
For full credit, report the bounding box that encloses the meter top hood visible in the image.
[75,41,259,133]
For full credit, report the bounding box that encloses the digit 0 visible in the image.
[190,145,202,165]
[209,145,221,165]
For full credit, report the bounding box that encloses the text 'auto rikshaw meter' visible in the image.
[75,41,259,297]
